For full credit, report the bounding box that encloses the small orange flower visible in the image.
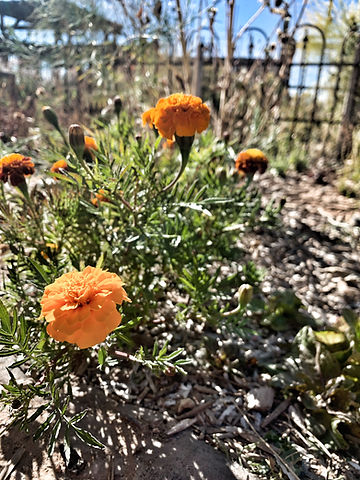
[235,149,268,176]
[40,266,131,349]
[0,153,35,186]
[142,93,210,139]
[84,136,98,162]
[50,159,68,173]
[91,189,110,206]
[85,136,98,152]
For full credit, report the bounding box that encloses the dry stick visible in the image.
[177,400,214,420]
[232,401,301,480]
[291,0,310,35]
[218,0,235,135]
[261,398,290,428]
[175,0,191,92]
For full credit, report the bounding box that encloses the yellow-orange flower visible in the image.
[142,93,210,139]
[235,149,268,176]
[84,136,98,162]
[40,266,131,349]
[50,159,68,173]
[85,136,98,152]
[91,189,110,206]
[0,153,35,186]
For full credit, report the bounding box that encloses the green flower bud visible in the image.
[238,284,253,309]
[68,124,85,158]
[42,106,60,130]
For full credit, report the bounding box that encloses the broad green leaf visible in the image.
[314,331,349,352]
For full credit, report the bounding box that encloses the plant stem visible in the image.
[162,135,194,193]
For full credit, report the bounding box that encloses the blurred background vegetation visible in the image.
[0,0,359,192]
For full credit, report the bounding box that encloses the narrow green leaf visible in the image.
[164,348,184,361]
[62,428,71,466]
[72,426,105,449]
[179,276,196,291]
[27,258,51,284]
[70,409,88,425]
[27,404,49,423]
[0,300,11,333]
[0,348,19,357]
[11,309,17,336]
[152,340,158,358]
[158,341,169,359]
[98,347,107,366]
[9,356,28,368]
[33,411,56,440]
[48,419,62,456]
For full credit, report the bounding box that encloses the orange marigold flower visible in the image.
[235,148,268,176]
[84,136,98,162]
[0,153,35,186]
[91,189,110,206]
[50,159,68,173]
[84,136,98,152]
[40,266,131,349]
[142,93,210,139]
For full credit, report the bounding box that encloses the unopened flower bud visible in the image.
[42,106,60,130]
[69,124,85,158]
[114,96,122,116]
[238,284,253,309]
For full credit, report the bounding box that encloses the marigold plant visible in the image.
[142,93,210,139]
[40,266,131,349]
[0,153,35,186]
[235,148,268,176]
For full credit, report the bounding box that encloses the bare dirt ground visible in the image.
[0,170,359,480]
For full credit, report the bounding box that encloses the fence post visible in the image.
[336,34,360,161]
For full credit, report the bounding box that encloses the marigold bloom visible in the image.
[41,266,130,349]
[0,153,35,186]
[235,148,268,176]
[84,136,98,162]
[142,93,210,139]
[85,136,98,152]
[50,159,68,173]
[91,189,110,206]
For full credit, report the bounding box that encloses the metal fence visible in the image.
[222,22,360,160]
[1,18,359,160]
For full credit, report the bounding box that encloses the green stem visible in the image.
[162,135,194,193]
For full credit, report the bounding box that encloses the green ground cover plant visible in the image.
[0,95,277,454]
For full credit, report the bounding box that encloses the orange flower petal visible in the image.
[40,266,130,349]
[0,153,35,186]
[142,93,210,140]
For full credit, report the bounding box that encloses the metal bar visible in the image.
[290,29,309,142]
[279,118,343,124]
[288,85,347,90]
